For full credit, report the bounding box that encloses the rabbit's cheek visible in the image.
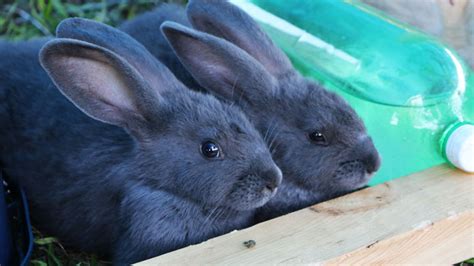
[225,175,275,211]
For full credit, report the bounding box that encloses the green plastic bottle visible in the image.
[230,0,474,185]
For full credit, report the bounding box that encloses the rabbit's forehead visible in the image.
[304,86,364,129]
[195,106,254,133]
[266,81,366,137]
[171,103,261,141]
[163,90,262,144]
[168,91,250,128]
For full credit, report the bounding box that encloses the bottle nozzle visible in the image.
[442,122,474,173]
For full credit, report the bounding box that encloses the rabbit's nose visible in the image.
[260,166,282,192]
[357,137,381,174]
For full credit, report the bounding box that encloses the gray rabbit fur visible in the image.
[120,0,381,221]
[0,18,282,264]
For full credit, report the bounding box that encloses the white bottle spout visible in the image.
[444,123,474,173]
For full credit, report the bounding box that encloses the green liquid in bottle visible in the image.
[231,0,474,184]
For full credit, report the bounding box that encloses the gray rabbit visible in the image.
[120,0,381,221]
[0,18,282,264]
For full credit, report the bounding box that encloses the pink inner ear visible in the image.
[57,55,137,114]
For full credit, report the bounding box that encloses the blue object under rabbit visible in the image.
[0,170,34,266]
[0,172,13,266]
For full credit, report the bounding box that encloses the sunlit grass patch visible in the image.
[0,0,185,40]
[31,227,111,266]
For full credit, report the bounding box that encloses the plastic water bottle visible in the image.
[231,0,474,184]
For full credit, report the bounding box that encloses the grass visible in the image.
[0,0,185,40]
[31,228,111,266]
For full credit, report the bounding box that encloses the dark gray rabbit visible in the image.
[0,18,282,264]
[120,0,381,221]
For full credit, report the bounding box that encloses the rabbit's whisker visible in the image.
[263,119,277,144]
[210,208,227,226]
[268,125,281,152]
[271,141,282,155]
[203,206,218,225]
[202,192,228,226]
[229,75,239,107]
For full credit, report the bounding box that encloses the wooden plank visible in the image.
[325,211,473,265]
[137,165,474,265]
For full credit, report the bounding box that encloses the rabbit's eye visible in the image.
[309,131,328,146]
[201,141,221,158]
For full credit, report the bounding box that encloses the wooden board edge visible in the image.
[323,210,474,265]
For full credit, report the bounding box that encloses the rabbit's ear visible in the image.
[161,22,278,104]
[186,0,293,78]
[40,38,164,134]
[56,18,179,92]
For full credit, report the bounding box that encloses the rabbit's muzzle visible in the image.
[225,165,282,211]
[355,136,381,175]
[333,160,369,190]
[335,137,381,188]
